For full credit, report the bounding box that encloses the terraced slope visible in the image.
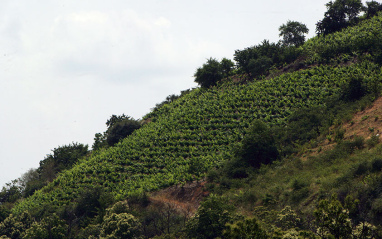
[13,61,382,214]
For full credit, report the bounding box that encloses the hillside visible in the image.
[2,6,382,239]
[13,62,382,215]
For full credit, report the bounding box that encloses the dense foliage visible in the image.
[193,58,234,88]
[316,0,363,35]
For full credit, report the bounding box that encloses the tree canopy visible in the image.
[316,0,363,35]
[279,20,309,47]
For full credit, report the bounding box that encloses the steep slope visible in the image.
[13,61,382,214]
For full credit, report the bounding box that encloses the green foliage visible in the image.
[223,217,268,239]
[316,0,363,36]
[340,77,367,101]
[100,212,142,239]
[74,187,114,225]
[39,142,89,182]
[185,194,234,239]
[194,58,223,88]
[105,114,131,128]
[314,194,376,239]
[0,181,22,204]
[23,213,67,239]
[93,114,142,149]
[366,135,380,148]
[234,120,279,169]
[0,212,32,239]
[282,106,327,145]
[364,1,382,18]
[314,194,355,238]
[234,40,298,79]
[92,132,108,151]
[0,206,10,223]
[305,13,382,63]
[194,58,234,88]
[279,20,309,47]
[106,118,141,146]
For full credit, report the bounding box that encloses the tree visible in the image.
[313,194,377,239]
[19,168,44,198]
[23,214,68,239]
[279,20,309,47]
[223,218,268,239]
[39,143,89,182]
[106,114,131,129]
[316,0,363,35]
[101,212,142,239]
[93,114,141,148]
[0,180,22,204]
[185,194,234,239]
[340,76,366,101]
[106,118,141,146]
[247,56,273,77]
[194,58,223,88]
[0,212,32,239]
[364,1,382,18]
[235,120,279,169]
[220,58,235,78]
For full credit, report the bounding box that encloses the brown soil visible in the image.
[149,180,209,215]
[342,97,382,140]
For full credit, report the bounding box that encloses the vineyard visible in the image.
[13,60,382,214]
[303,12,382,63]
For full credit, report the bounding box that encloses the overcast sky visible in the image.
[1,0,354,187]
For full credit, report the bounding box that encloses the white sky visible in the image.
[0,0,354,187]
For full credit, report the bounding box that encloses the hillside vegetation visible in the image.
[2,2,382,238]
